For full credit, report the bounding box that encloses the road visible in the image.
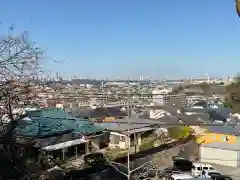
[65,135,197,180]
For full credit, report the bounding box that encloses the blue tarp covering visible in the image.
[15,108,103,137]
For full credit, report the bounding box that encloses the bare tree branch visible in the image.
[0,27,45,179]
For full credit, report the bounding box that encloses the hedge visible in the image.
[139,139,155,151]
[168,126,192,140]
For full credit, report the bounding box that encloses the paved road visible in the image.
[213,164,240,180]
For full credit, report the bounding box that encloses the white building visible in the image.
[200,142,240,167]
[152,86,173,105]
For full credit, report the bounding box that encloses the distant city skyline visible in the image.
[1,1,240,79]
[50,72,230,81]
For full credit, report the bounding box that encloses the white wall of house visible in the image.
[200,146,238,167]
[109,132,142,150]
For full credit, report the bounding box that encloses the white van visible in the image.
[202,170,221,179]
[168,173,194,180]
[191,163,215,177]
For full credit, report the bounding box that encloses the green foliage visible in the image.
[105,147,128,160]
[139,139,155,151]
[223,102,233,108]
[24,158,40,172]
[224,74,240,113]
[115,151,128,159]
[168,126,192,140]
[54,158,65,165]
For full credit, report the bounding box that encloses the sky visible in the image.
[0,0,240,80]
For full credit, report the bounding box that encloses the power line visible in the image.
[100,121,238,127]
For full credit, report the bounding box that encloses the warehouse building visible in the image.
[200,142,240,167]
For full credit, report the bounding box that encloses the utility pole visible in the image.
[127,76,131,180]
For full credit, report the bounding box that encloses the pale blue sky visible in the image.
[1,0,240,80]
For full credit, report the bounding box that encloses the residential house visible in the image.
[180,100,208,115]
[68,107,127,122]
[199,125,240,167]
[14,108,105,162]
[208,107,231,123]
[178,114,209,135]
[200,141,240,167]
[196,124,240,145]
[99,117,166,152]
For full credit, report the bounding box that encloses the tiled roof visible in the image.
[15,108,103,138]
[68,107,127,118]
[179,114,209,125]
[206,124,240,136]
[89,107,127,118]
[201,141,240,151]
[100,117,164,133]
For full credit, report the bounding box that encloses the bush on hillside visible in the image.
[139,139,155,151]
[168,126,192,140]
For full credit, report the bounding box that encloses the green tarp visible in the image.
[15,108,103,138]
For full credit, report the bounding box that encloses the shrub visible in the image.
[139,139,155,151]
[168,126,191,140]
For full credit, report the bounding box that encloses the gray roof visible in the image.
[147,104,182,116]
[179,114,209,125]
[181,106,208,114]
[209,107,231,122]
[117,117,166,124]
[201,141,240,151]
[155,115,179,124]
[99,117,166,134]
[206,124,240,136]
[68,107,92,117]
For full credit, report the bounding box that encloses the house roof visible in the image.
[154,115,179,124]
[179,114,209,125]
[68,108,93,118]
[180,106,208,114]
[68,107,127,118]
[147,104,181,116]
[192,100,208,107]
[206,124,240,136]
[33,132,86,148]
[99,117,165,134]
[15,108,103,138]
[201,141,240,151]
[208,107,231,122]
[89,107,127,118]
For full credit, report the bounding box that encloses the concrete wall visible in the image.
[237,151,240,167]
[200,146,238,167]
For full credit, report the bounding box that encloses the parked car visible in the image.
[192,163,215,177]
[200,170,221,179]
[172,156,193,172]
[163,173,194,180]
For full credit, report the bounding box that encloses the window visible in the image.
[203,167,208,170]
[120,136,125,142]
[110,135,120,144]
[197,167,201,170]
